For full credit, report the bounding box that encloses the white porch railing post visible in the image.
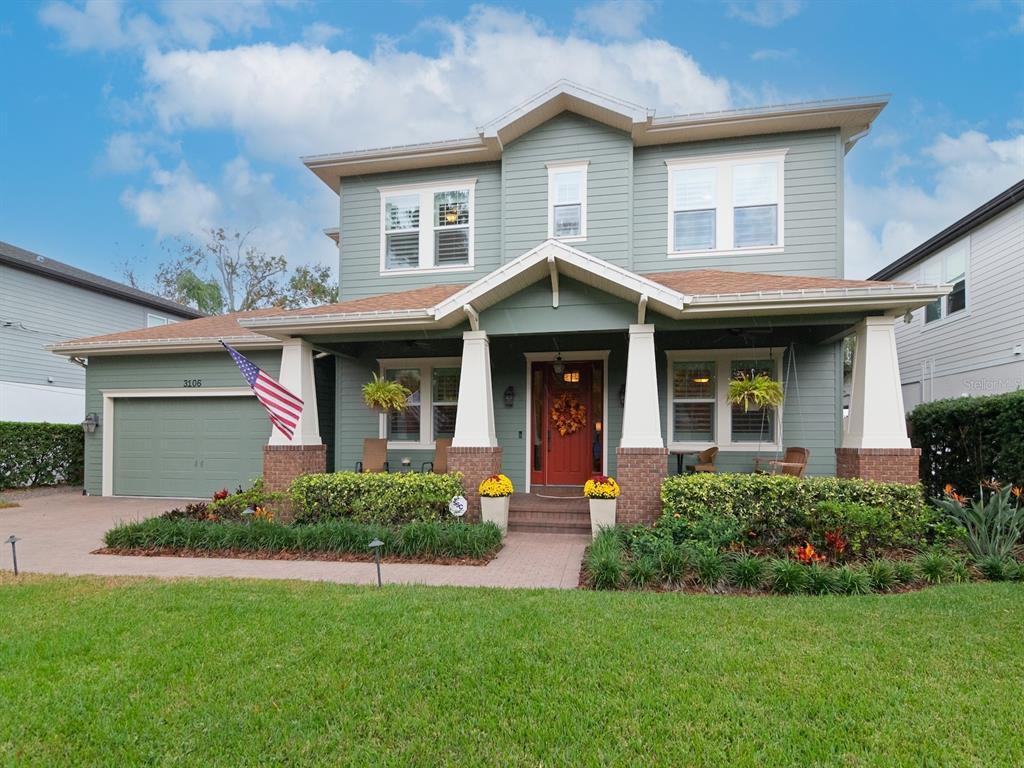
[452,330,497,448]
[843,316,911,449]
[269,338,321,446]
[620,323,664,448]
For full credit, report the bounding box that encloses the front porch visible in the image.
[244,240,946,525]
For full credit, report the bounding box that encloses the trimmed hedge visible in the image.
[908,390,1024,498]
[103,517,502,560]
[0,421,84,489]
[290,471,465,525]
[659,473,933,555]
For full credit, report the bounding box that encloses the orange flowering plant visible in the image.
[792,541,825,564]
[935,481,1024,560]
[584,475,620,499]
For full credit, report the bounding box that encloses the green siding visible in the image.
[480,276,636,335]
[84,351,281,496]
[338,162,502,300]
[632,130,842,277]
[113,397,268,497]
[502,112,632,267]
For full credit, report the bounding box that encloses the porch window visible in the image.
[666,150,785,257]
[665,348,784,451]
[921,239,968,324]
[379,180,475,273]
[547,161,588,240]
[671,361,715,442]
[379,358,461,447]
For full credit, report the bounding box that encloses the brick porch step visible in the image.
[508,492,591,534]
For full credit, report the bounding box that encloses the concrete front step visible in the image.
[508,506,591,535]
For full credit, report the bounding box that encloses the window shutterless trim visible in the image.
[665,149,787,257]
[546,160,589,241]
[376,357,461,448]
[378,179,477,274]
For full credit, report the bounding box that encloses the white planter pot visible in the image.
[589,498,617,538]
[480,495,510,534]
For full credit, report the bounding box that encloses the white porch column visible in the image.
[269,338,320,446]
[843,316,911,449]
[620,323,664,448]
[452,330,497,448]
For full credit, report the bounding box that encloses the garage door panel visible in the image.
[114,397,270,497]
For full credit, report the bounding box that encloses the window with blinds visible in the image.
[730,359,776,443]
[671,361,715,442]
[379,359,461,445]
[380,182,474,272]
[548,162,588,240]
[667,150,785,255]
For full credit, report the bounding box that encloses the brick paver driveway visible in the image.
[0,488,588,589]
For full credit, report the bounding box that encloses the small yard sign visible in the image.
[449,496,467,518]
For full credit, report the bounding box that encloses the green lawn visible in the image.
[2,575,1023,766]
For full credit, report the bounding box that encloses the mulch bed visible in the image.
[93,546,497,567]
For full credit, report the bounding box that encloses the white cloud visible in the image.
[574,0,655,39]
[100,132,154,173]
[302,21,343,47]
[726,0,803,27]
[121,162,220,238]
[750,47,796,61]
[138,6,731,162]
[39,0,289,52]
[846,130,1024,277]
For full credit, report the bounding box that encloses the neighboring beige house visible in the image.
[871,179,1024,411]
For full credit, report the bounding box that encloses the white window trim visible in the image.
[920,235,970,329]
[377,356,461,449]
[665,348,784,452]
[146,313,169,327]
[546,160,589,243]
[378,179,477,275]
[665,149,787,259]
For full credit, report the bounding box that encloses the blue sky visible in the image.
[1,0,1022,284]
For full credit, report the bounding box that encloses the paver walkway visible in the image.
[0,488,588,589]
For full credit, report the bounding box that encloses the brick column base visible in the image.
[615,447,669,525]
[835,447,921,484]
[448,446,503,523]
[263,444,327,492]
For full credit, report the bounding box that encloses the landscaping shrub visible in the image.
[805,563,839,595]
[727,553,766,590]
[933,483,1024,559]
[915,550,954,584]
[656,542,688,586]
[692,546,725,589]
[290,471,464,525]
[659,473,931,555]
[0,421,84,489]
[834,566,872,596]
[103,517,501,559]
[627,555,658,589]
[908,390,1024,498]
[585,529,624,590]
[865,559,898,592]
[766,559,808,595]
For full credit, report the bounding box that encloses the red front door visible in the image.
[531,361,603,487]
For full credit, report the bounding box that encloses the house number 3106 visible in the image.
[183,379,203,388]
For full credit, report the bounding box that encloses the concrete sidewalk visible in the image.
[0,488,588,589]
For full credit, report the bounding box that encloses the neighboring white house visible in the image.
[0,241,202,424]
[871,179,1024,411]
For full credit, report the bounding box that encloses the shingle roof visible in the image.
[53,269,905,353]
[0,240,204,319]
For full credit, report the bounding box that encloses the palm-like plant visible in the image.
[934,483,1024,559]
[727,373,784,412]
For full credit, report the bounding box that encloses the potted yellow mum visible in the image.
[584,475,620,537]
[478,473,513,533]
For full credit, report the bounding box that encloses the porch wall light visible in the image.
[503,386,515,407]
[81,412,99,433]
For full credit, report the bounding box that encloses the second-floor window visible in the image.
[380,180,475,273]
[547,161,588,240]
[666,150,786,257]
[922,239,968,323]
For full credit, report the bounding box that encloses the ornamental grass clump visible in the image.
[767,559,808,595]
[915,550,955,585]
[805,563,839,595]
[478,474,514,497]
[692,546,726,590]
[656,542,689,586]
[865,559,898,592]
[627,555,658,589]
[585,529,624,590]
[834,566,873,596]
[726,553,765,590]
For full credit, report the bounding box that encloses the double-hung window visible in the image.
[921,239,968,324]
[666,349,784,450]
[380,180,475,273]
[666,150,785,256]
[547,161,588,240]
[380,358,461,447]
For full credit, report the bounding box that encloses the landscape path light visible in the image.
[6,535,21,576]
[368,538,384,587]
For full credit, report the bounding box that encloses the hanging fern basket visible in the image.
[727,373,784,412]
[362,373,411,413]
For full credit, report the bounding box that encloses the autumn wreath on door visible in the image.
[550,392,587,436]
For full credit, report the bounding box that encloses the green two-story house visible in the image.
[53,82,950,524]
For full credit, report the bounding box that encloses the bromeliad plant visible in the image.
[584,475,621,499]
[361,373,411,413]
[934,482,1024,560]
[479,474,514,498]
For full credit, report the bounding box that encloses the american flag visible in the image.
[221,340,304,441]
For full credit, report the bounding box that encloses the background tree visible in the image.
[124,227,337,313]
